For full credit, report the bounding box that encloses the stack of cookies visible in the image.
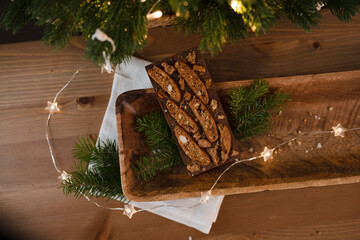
[146,48,238,176]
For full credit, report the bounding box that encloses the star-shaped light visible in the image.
[200,190,212,205]
[58,170,71,183]
[123,203,137,219]
[260,146,274,162]
[332,123,346,138]
[45,101,60,115]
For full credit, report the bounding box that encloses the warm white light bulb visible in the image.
[147,10,163,20]
[316,3,325,11]
[58,170,70,183]
[231,0,238,11]
[332,123,346,138]
[153,10,163,18]
[200,191,212,205]
[261,146,274,162]
[231,0,243,13]
[123,203,137,219]
[45,101,60,115]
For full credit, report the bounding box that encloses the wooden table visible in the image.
[1,10,360,240]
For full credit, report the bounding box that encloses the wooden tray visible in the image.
[116,70,360,202]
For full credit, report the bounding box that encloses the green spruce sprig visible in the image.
[134,110,183,181]
[133,151,182,181]
[2,0,359,64]
[136,110,176,149]
[61,136,126,202]
[227,78,291,140]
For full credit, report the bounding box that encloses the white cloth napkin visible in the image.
[98,56,224,234]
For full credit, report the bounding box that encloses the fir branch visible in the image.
[223,4,248,42]
[61,136,126,202]
[326,0,360,22]
[133,150,182,181]
[227,78,291,140]
[42,15,79,49]
[240,0,276,35]
[199,2,228,55]
[72,135,96,163]
[136,110,176,149]
[62,161,125,201]
[228,78,270,114]
[1,0,359,64]
[169,0,200,19]
[267,0,321,31]
[0,0,30,34]
[174,8,201,36]
[134,110,183,181]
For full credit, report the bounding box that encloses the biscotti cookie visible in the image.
[166,100,198,133]
[147,66,181,102]
[217,123,231,161]
[174,61,209,104]
[189,98,218,142]
[145,48,237,176]
[174,125,210,166]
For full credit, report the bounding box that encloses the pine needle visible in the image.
[134,110,183,181]
[132,151,182,181]
[61,136,127,202]
[227,78,291,140]
[136,110,175,149]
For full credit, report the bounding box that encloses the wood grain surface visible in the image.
[137,11,360,82]
[117,70,360,201]
[1,10,360,240]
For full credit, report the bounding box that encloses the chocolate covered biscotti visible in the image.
[145,48,237,176]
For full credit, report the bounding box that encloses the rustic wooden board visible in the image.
[117,70,360,202]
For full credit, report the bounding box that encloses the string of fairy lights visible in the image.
[45,4,358,219]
